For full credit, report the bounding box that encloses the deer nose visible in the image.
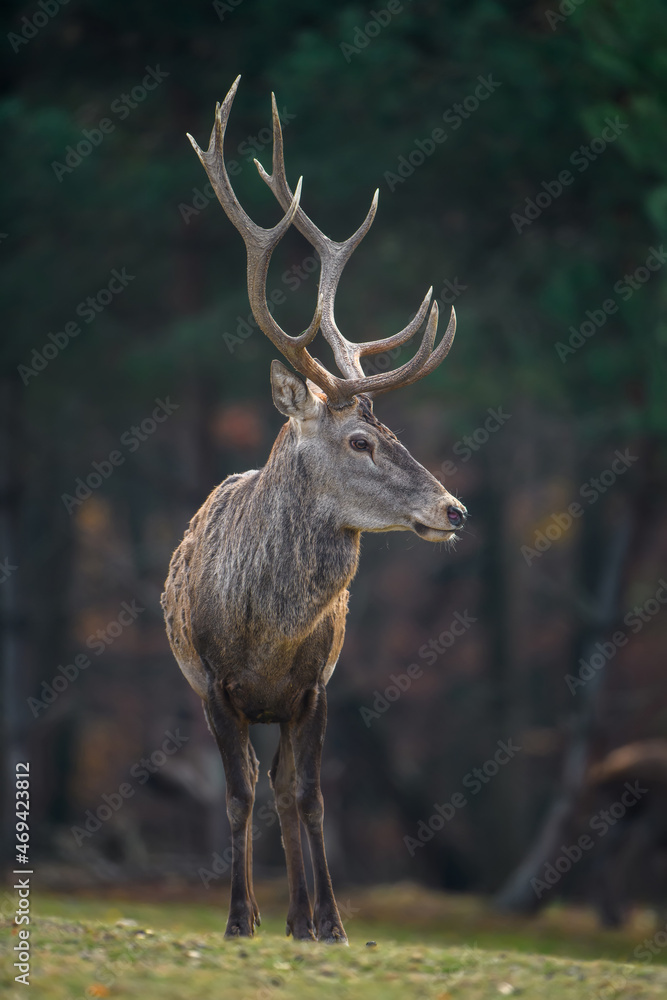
[447,505,467,528]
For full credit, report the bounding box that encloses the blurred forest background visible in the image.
[2,0,667,924]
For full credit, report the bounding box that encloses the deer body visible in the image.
[162,77,466,942]
[164,441,359,718]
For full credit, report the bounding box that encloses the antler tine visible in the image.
[362,304,457,399]
[188,77,344,401]
[254,93,456,401]
[355,286,433,357]
[192,78,457,407]
[254,95,379,380]
[257,94,379,271]
[338,300,440,397]
[187,76,251,239]
[311,303,455,400]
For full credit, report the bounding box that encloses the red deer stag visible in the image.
[162,76,467,942]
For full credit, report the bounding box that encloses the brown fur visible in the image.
[162,373,466,941]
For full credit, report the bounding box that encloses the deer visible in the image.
[161,76,467,943]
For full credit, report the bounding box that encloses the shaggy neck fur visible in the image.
[200,421,360,643]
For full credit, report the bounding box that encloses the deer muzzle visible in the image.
[412,498,467,541]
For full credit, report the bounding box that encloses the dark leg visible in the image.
[269,725,316,940]
[246,741,261,928]
[204,683,257,937]
[290,685,347,943]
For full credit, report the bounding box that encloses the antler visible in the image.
[188,76,456,407]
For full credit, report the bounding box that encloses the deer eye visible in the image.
[350,437,370,452]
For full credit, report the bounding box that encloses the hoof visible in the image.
[225,907,255,938]
[286,912,317,942]
[316,917,348,944]
[224,924,254,939]
[319,930,348,944]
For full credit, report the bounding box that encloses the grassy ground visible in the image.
[2,884,667,999]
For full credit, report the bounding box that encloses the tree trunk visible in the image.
[494,507,635,912]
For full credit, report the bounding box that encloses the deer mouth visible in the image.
[413,521,458,541]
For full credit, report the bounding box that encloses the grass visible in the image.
[2,883,667,999]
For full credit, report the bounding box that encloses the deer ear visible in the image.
[270,360,322,420]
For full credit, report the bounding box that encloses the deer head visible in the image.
[187,76,467,540]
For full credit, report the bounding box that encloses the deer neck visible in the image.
[250,423,360,635]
